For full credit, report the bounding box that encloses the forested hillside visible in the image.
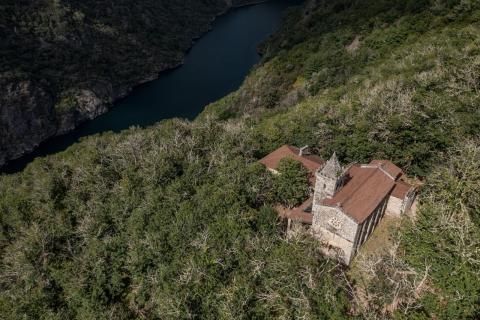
[0,0,250,167]
[1,0,480,319]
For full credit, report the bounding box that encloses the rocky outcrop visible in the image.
[55,85,113,135]
[0,77,116,167]
[0,80,57,166]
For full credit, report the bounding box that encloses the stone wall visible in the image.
[313,171,337,203]
[387,187,417,216]
[354,196,389,254]
[312,193,391,264]
[404,188,417,213]
[386,196,403,216]
[312,205,359,264]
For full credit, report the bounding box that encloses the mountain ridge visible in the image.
[0,0,261,167]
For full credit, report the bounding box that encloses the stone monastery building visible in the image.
[259,145,416,265]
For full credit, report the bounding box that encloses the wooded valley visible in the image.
[1,0,479,318]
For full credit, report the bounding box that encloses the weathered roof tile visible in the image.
[259,145,324,174]
[369,160,403,180]
[323,165,395,223]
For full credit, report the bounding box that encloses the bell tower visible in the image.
[314,152,343,204]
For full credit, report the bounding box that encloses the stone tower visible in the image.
[314,152,343,203]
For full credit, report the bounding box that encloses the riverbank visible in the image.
[1,0,264,169]
[2,0,302,174]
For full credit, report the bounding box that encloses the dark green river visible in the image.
[4,0,301,173]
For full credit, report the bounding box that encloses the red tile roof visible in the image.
[261,147,415,225]
[276,197,313,224]
[259,145,324,175]
[369,160,403,179]
[391,180,412,199]
[323,164,396,223]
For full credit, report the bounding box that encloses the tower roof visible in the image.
[320,152,342,178]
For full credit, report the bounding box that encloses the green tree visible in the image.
[273,157,310,208]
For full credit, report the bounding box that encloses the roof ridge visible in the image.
[378,166,395,180]
[299,154,324,164]
[339,168,378,209]
[361,163,395,180]
[284,145,324,165]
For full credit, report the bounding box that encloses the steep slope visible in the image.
[1,0,479,319]
[206,0,480,176]
[0,0,255,167]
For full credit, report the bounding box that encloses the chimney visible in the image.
[299,145,309,157]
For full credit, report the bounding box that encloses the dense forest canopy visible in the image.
[0,0,250,166]
[1,0,231,92]
[1,0,480,319]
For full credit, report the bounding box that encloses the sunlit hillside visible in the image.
[1,0,479,318]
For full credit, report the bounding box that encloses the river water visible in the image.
[3,0,301,173]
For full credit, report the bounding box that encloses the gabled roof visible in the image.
[276,197,313,224]
[259,145,324,174]
[391,180,412,199]
[323,164,396,223]
[369,160,403,180]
